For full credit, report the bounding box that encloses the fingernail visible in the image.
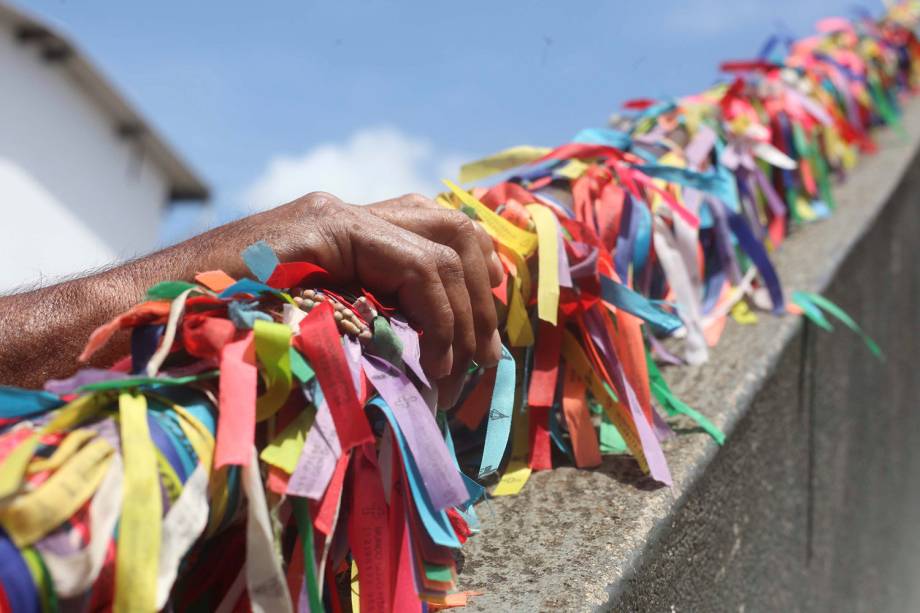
[480,329,502,368]
[490,251,502,272]
[434,346,453,379]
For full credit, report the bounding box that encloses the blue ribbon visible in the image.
[599,276,683,333]
[228,300,273,329]
[241,240,280,282]
[477,346,516,479]
[217,279,281,300]
[0,529,39,613]
[131,324,164,374]
[725,208,785,312]
[0,388,62,420]
[370,397,460,548]
[572,127,631,149]
[632,163,739,213]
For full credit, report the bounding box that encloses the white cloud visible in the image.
[242,126,466,210]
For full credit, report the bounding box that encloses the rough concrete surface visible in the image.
[457,101,920,612]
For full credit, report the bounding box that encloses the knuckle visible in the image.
[433,246,465,280]
[432,306,455,343]
[414,256,441,281]
[447,209,493,254]
[302,191,339,207]
[402,192,433,208]
[448,210,477,238]
[293,191,341,216]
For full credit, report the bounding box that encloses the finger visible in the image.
[355,201,481,403]
[283,194,479,388]
[369,194,504,287]
[303,202,459,379]
[428,244,478,408]
[368,205,501,369]
[357,229,466,381]
[477,223,504,287]
[312,207,476,379]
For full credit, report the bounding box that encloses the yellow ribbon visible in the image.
[27,428,97,474]
[115,392,161,613]
[458,145,550,183]
[0,437,114,547]
[254,319,293,421]
[492,401,531,497]
[0,393,106,500]
[442,179,538,257]
[561,332,649,473]
[260,407,315,474]
[526,204,560,326]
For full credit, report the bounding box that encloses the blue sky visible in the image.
[17,0,865,243]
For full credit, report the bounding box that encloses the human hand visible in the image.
[235,191,502,408]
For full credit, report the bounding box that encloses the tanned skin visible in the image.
[0,192,503,407]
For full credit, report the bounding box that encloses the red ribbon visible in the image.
[294,302,373,450]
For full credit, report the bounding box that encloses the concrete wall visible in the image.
[457,94,920,613]
[614,148,920,613]
[0,17,166,293]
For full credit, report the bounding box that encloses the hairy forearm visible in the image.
[0,212,282,389]
[0,191,502,405]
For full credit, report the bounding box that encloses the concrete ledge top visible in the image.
[456,100,920,612]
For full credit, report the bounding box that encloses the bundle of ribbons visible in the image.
[0,4,910,612]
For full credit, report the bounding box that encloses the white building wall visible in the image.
[0,18,167,293]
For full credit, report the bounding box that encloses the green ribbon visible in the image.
[646,352,725,445]
[78,371,219,392]
[791,291,884,359]
[292,498,323,612]
[424,563,453,583]
[588,397,627,454]
[868,74,906,140]
[370,316,404,368]
[289,347,315,384]
[146,281,199,300]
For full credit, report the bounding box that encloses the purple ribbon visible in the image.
[287,398,341,500]
[362,354,468,510]
[44,370,129,395]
